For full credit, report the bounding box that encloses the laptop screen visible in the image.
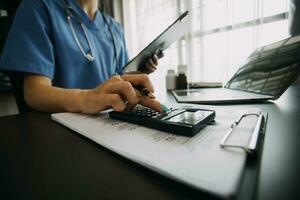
[225,35,300,99]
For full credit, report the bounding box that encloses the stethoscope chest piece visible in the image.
[86,53,94,62]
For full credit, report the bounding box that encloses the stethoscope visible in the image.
[64,0,118,66]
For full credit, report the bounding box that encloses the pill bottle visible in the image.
[176,65,188,89]
[165,69,177,90]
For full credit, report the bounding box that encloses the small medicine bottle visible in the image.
[176,72,187,89]
[165,69,177,90]
[176,65,188,89]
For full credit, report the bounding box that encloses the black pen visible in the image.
[133,85,155,99]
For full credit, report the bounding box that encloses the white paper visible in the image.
[51,105,261,198]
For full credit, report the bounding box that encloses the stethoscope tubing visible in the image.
[63,0,119,70]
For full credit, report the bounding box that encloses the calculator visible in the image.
[109,104,215,137]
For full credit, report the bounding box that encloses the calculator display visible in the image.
[167,111,205,125]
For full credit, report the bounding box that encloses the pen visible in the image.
[133,85,155,99]
[131,85,170,113]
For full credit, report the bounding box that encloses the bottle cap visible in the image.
[178,65,187,74]
[167,69,175,74]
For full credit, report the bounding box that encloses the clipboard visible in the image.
[220,112,268,155]
[123,11,190,73]
[221,112,268,200]
[51,106,268,199]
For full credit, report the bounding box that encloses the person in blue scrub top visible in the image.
[0,0,165,114]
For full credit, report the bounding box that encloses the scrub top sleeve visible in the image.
[0,0,55,79]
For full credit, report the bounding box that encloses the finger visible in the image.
[139,96,163,113]
[149,57,157,68]
[122,74,154,93]
[146,61,157,73]
[135,87,155,99]
[138,62,155,74]
[107,81,139,106]
[152,54,158,65]
[134,88,142,98]
[109,75,123,82]
[101,75,123,92]
[106,94,127,112]
[157,50,164,58]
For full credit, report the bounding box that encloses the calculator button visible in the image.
[123,105,174,118]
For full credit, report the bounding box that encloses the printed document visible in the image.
[51,105,261,198]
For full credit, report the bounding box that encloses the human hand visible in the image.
[144,50,164,74]
[78,74,163,114]
[127,50,164,75]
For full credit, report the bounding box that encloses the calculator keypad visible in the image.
[123,105,174,118]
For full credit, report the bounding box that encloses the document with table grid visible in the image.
[51,105,263,199]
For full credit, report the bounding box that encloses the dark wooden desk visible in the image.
[1,86,300,200]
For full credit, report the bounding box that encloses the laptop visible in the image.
[172,35,300,104]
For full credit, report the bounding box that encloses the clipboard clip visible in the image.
[220,113,264,154]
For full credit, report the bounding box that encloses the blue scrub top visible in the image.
[0,0,129,89]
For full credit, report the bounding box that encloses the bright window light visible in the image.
[123,0,290,87]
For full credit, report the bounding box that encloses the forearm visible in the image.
[23,74,163,114]
[24,75,87,113]
[27,85,86,113]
